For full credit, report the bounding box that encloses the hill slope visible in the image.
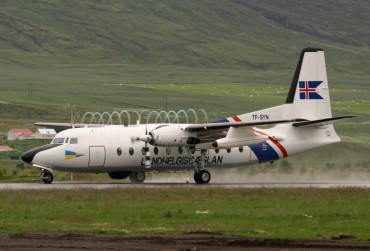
[0,0,369,74]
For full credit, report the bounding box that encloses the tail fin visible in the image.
[229,48,336,123]
[285,48,332,120]
[222,48,351,158]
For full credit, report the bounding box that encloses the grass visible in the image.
[0,187,369,240]
[0,140,46,159]
[0,75,368,129]
[0,163,117,183]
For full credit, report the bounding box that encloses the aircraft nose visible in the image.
[21,144,61,164]
[21,151,34,164]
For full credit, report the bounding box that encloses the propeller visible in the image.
[131,126,153,168]
[143,126,151,168]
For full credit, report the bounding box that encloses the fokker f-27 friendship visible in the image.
[21,48,353,184]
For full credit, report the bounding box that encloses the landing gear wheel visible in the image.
[194,170,211,184]
[129,172,146,183]
[41,171,53,184]
[194,172,201,184]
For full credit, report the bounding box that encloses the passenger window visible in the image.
[166,147,171,155]
[239,146,243,153]
[70,138,78,144]
[154,147,159,155]
[226,148,231,153]
[129,147,134,156]
[117,147,122,156]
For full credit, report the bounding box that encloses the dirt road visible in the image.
[0,232,369,250]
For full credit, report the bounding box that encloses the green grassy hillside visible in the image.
[0,0,369,73]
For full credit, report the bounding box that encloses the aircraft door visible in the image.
[88,146,106,167]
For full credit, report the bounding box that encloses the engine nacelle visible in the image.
[212,135,268,149]
[149,124,190,146]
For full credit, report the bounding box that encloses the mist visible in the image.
[146,165,370,184]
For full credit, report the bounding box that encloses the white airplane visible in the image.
[21,48,353,184]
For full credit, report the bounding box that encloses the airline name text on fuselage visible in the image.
[140,156,223,166]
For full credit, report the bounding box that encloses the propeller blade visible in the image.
[144,125,151,168]
[132,125,152,144]
[144,142,151,168]
[130,136,140,144]
[139,135,152,143]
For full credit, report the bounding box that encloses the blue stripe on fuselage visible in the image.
[250,141,280,163]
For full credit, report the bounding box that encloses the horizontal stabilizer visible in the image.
[292,116,354,127]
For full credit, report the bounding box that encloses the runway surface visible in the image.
[1,181,370,190]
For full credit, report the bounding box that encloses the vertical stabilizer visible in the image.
[224,48,335,123]
[286,48,332,120]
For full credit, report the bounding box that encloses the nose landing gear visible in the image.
[40,170,54,184]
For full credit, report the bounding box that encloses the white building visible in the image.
[33,129,57,140]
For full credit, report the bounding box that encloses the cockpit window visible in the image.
[70,138,78,144]
[52,137,65,144]
[65,137,69,143]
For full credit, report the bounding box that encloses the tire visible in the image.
[194,170,211,184]
[194,172,200,184]
[129,172,146,183]
[41,171,53,184]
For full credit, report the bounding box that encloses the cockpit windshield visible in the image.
[51,137,65,144]
[51,137,79,144]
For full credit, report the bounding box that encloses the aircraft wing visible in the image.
[33,122,105,129]
[185,119,303,132]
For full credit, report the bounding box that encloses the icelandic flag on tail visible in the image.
[299,81,323,100]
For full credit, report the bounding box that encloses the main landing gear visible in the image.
[129,172,146,183]
[186,147,211,184]
[40,170,53,184]
[194,169,211,184]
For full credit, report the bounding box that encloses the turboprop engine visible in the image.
[139,124,190,147]
[137,124,269,149]
[211,127,268,149]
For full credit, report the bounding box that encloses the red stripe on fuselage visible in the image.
[232,116,242,122]
[253,129,288,158]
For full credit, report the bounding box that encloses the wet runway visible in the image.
[0,181,370,190]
